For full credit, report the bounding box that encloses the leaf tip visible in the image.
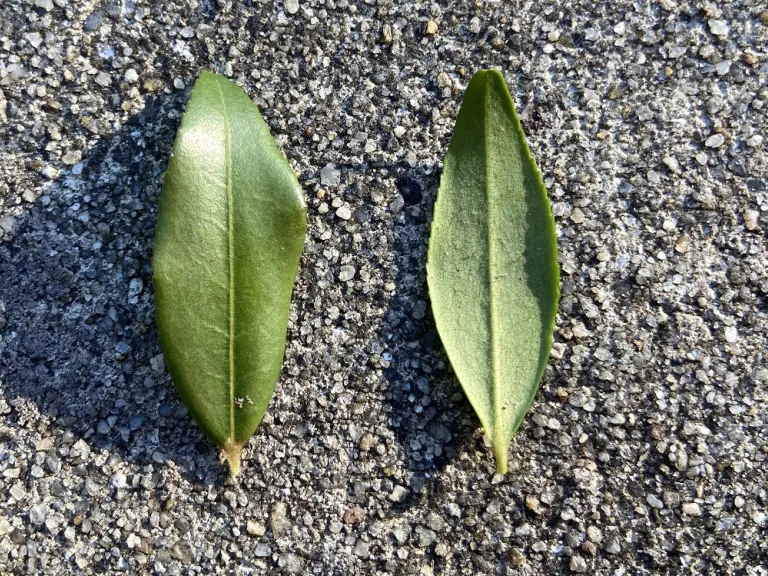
[468,68,503,86]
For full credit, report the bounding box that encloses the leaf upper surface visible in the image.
[153,71,307,474]
[427,70,559,473]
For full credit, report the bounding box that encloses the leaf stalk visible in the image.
[494,441,508,475]
[223,443,242,476]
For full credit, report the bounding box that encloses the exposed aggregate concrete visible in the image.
[1,0,767,574]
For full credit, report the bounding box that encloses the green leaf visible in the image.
[153,71,307,475]
[427,69,559,474]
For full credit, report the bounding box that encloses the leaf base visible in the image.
[222,443,243,476]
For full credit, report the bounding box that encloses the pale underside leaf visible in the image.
[427,69,560,473]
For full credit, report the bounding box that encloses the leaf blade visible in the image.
[427,70,559,473]
[153,71,307,474]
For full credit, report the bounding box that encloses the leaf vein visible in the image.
[484,75,502,452]
[214,77,236,446]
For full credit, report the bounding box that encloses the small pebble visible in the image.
[605,538,622,554]
[743,209,758,230]
[338,265,355,282]
[389,485,408,503]
[525,495,541,514]
[83,10,103,31]
[29,505,47,526]
[647,494,664,509]
[389,195,405,213]
[705,133,725,148]
[708,19,728,36]
[335,205,352,220]
[41,166,58,180]
[343,507,366,524]
[510,548,526,566]
[270,502,291,538]
[682,502,702,516]
[320,163,341,187]
[415,526,437,547]
[352,539,369,558]
[570,556,588,572]
[246,520,265,537]
[675,236,690,254]
[662,156,680,173]
[95,72,112,87]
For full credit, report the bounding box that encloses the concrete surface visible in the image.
[1,0,766,574]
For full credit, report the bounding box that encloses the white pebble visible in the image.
[704,133,724,148]
[41,166,59,180]
[647,494,664,509]
[126,533,142,549]
[682,502,702,516]
[743,209,758,231]
[110,473,127,489]
[95,72,112,87]
[724,326,739,343]
[662,156,680,173]
[708,19,728,36]
[715,61,731,76]
[338,265,355,282]
[335,205,352,220]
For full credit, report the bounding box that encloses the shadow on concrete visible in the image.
[378,165,481,509]
[0,88,228,486]
[0,97,480,493]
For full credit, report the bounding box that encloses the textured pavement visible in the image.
[1,0,767,574]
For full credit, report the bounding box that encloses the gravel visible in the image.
[1,0,767,574]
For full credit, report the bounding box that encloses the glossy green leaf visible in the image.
[427,70,559,474]
[153,71,307,475]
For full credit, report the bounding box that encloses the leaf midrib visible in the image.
[482,75,502,445]
[214,77,236,445]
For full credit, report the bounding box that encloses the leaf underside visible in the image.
[153,71,307,475]
[427,69,560,474]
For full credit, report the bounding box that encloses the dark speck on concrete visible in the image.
[398,176,424,205]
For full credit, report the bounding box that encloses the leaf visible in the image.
[426,70,559,474]
[153,71,307,475]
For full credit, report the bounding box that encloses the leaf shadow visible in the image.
[0,88,228,487]
[377,164,481,506]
